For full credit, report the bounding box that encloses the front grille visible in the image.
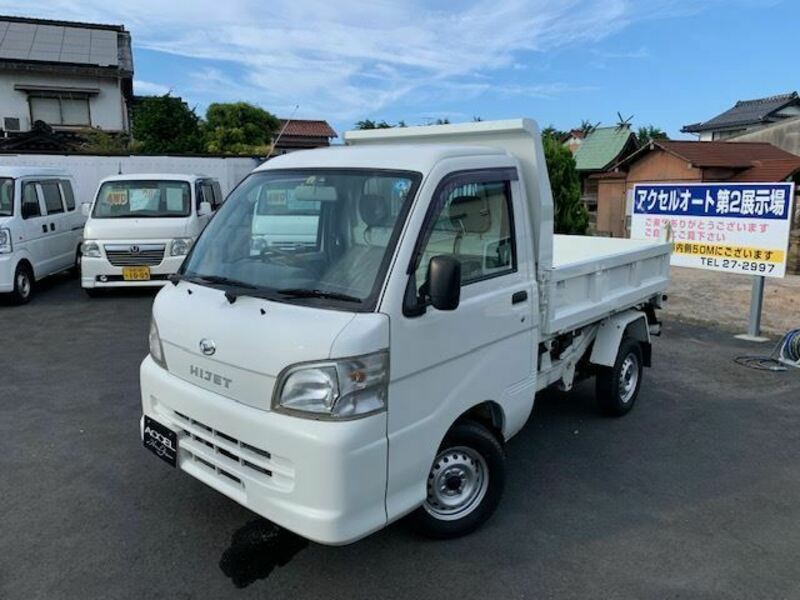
[171,410,292,489]
[104,244,165,266]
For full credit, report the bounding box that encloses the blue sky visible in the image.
[0,0,795,138]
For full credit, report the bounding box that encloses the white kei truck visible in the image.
[140,120,671,545]
[80,174,223,295]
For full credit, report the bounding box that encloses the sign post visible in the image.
[630,182,795,341]
[741,275,768,342]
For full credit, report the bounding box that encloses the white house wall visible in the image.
[0,72,126,131]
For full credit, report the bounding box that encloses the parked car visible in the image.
[140,119,671,545]
[0,167,83,304]
[80,174,223,295]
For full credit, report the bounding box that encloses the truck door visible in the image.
[385,167,536,519]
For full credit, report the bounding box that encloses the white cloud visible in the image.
[0,0,736,121]
[133,79,171,95]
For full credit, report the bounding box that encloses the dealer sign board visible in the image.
[631,182,796,278]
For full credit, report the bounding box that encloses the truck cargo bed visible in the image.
[542,235,671,335]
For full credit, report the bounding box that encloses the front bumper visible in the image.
[139,356,389,545]
[81,254,186,288]
[0,254,14,292]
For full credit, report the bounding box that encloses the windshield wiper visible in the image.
[276,288,363,304]
[172,273,260,304]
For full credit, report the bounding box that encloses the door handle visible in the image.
[49,223,55,232]
[512,290,528,304]
[41,224,48,233]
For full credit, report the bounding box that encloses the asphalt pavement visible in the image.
[2,273,800,599]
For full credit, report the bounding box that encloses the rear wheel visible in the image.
[410,421,505,539]
[596,337,643,417]
[11,263,33,305]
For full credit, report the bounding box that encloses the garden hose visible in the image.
[735,328,800,371]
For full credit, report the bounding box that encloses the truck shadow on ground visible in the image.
[218,518,309,588]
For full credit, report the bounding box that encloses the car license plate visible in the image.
[143,415,177,467]
[123,266,151,281]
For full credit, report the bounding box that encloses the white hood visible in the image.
[85,217,190,241]
[153,282,388,411]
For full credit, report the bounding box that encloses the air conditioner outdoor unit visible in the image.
[3,117,20,132]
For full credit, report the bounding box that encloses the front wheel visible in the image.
[596,337,643,417]
[10,263,33,305]
[409,421,505,539]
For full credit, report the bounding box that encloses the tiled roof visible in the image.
[573,126,637,171]
[655,140,794,168]
[612,140,800,182]
[277,119,337,139]
[682,92,799,133]
[729,158,800,182]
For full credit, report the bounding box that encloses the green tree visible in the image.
[78,128,130,153]
[204,102,280,155]
[543,135,589,235]
[542,125,568,141]
[355,119,395,129]
[636,125,668,145]
[130,94,204,153]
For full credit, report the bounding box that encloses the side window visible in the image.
[201,182,216,209]
[212,181,223,208]
[41,181,64,215]
[60,180,76,211]
[415,176,516,291]
[22,182,42,219]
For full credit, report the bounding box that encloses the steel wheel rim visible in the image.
[16,271,30,298]
[618,353,639,404]
[423,445,489,521]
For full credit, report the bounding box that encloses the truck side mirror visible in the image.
[81,203,91,217]
[197,201,212,216]
[427,255,461,311]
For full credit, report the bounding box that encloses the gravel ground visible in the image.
[1,274,800,599]
[663,267,800,336]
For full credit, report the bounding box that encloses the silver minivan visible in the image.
[0,167,84,304]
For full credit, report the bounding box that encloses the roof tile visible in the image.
[277,119,337,139]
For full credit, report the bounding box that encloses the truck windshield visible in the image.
[181,169,420,310]
[0,178,13,216]
[93,180,191,218]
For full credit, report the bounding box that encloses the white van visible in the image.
[0,167,83,304]
[140,120,671,545]
[81,174,223,295]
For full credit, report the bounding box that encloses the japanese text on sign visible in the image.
[631,182,795,278]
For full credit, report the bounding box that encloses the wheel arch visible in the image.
[14,256,35,280]
[453,400,506,443]
[589,310,651,368]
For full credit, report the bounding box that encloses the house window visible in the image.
[29,95,91,126]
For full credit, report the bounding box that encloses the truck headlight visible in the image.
[82,241,101,258]
[0,228,12,254]
[274,350,388,419]
[170,238,193,257]
[149,317,167,369]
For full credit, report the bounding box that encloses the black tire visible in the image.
[596,336,643,417]
[10,262,34,305]
[69,247,81,276]
[84,287,104,298]
[409,420,505,539]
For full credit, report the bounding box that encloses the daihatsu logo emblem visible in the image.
[130,245,141,254]
[199,338,216,356]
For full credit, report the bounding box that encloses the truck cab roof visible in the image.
[0,167,72,179]
[259,144,509,174]
[98,173,213,184]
